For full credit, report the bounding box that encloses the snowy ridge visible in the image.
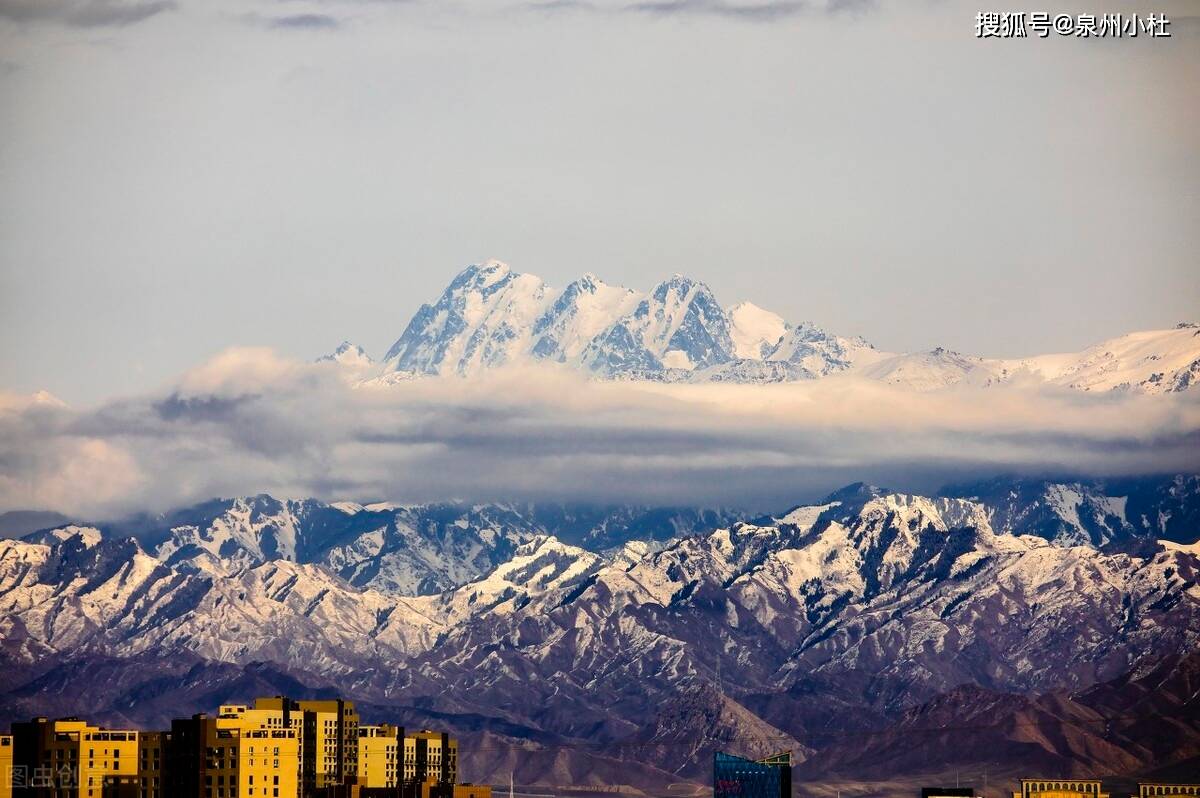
[1,482,1198,758]
[944,475,1200,548]
[363,261,1200,393]
[376,262,882,384]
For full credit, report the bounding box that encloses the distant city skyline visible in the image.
[1,0,1197,403]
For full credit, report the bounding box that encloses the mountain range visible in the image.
[3,261,1199,793]
[329,260,1200,392]
[2,475,1198,793]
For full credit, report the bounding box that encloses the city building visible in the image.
[167,713,300,798]
[218,704,306,789]
[1139,786,1200,798]
[400,778,491,798]
[1,734,12,798]
[402,732,456,786]
[922,790,975,798]
[254,698,359,793]
[713,751,791,798]
[1014,781,1109,798]
[357,726,401,789]
[136,731,169,798]
[4,700,473,798]
[9,717,138,798]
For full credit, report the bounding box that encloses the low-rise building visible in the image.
[713,751,791,798]
[1139,785,1200,798]
[1014,780,1109,798]
[400,777,492,798]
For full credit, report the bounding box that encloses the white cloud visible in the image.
[1,348,1197,518]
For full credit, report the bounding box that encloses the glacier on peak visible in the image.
[376,261,864,382]
[353,261,1200,393]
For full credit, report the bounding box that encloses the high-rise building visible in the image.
[254,699,358,793]
[403,731,456,786]
[1,734,12,798]
[136,731,169,798]
[356,726,401,789]
[8,717,138,798]
[1139,786,1200,798]
[4,701,471,798]
[1014,781,1109,798]
[217,705,305,790]
[713,751,791,798]
[166,714,300,798]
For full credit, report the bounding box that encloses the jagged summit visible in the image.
[357,261,1200,392]
[318,341,373,368]
[376,261,869,381]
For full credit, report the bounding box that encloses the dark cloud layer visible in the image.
[626,0,808,21]
[2,348,1197,517]
[0,0,174,27]
[267,13,340,30]
[525,0,873,21]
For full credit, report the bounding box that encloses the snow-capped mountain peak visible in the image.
[319,341,374,369]
[363,262,1199,393]
[727,301,788,360]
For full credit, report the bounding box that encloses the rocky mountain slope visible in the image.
[357,261,1200,392]
[942,475,1200,550]
[2,482,1200,720]
[799,651,1200,788]
[101,496,736,596]
[2,480,1198,790]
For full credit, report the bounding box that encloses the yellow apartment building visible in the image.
[404,730,457,786]
[199,719,299,798]
[1015,780,1110,798]
[253,698,358,792]
[357,725,400,788]
[1140,786,1200,798]
[136,730,169,798]
[1,734,12,798]
[217,705,305,788]
[33,718,138,798]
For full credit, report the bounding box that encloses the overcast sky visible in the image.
[1,0,1197,404]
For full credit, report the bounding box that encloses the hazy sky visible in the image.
[1,0,1198,404]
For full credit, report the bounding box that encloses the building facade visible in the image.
[357,726,400,789]
[4,701,470,798]
[1,735,12,798]
[713,751,791,798]
[218,705,306,790]
[254,698,359,793]
[136,731,169,798]
[9,717,138,798]
[1139,786,1200,798]
[166,714,300,798]
[1015,781,1109,798]
[402,732,456,786]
